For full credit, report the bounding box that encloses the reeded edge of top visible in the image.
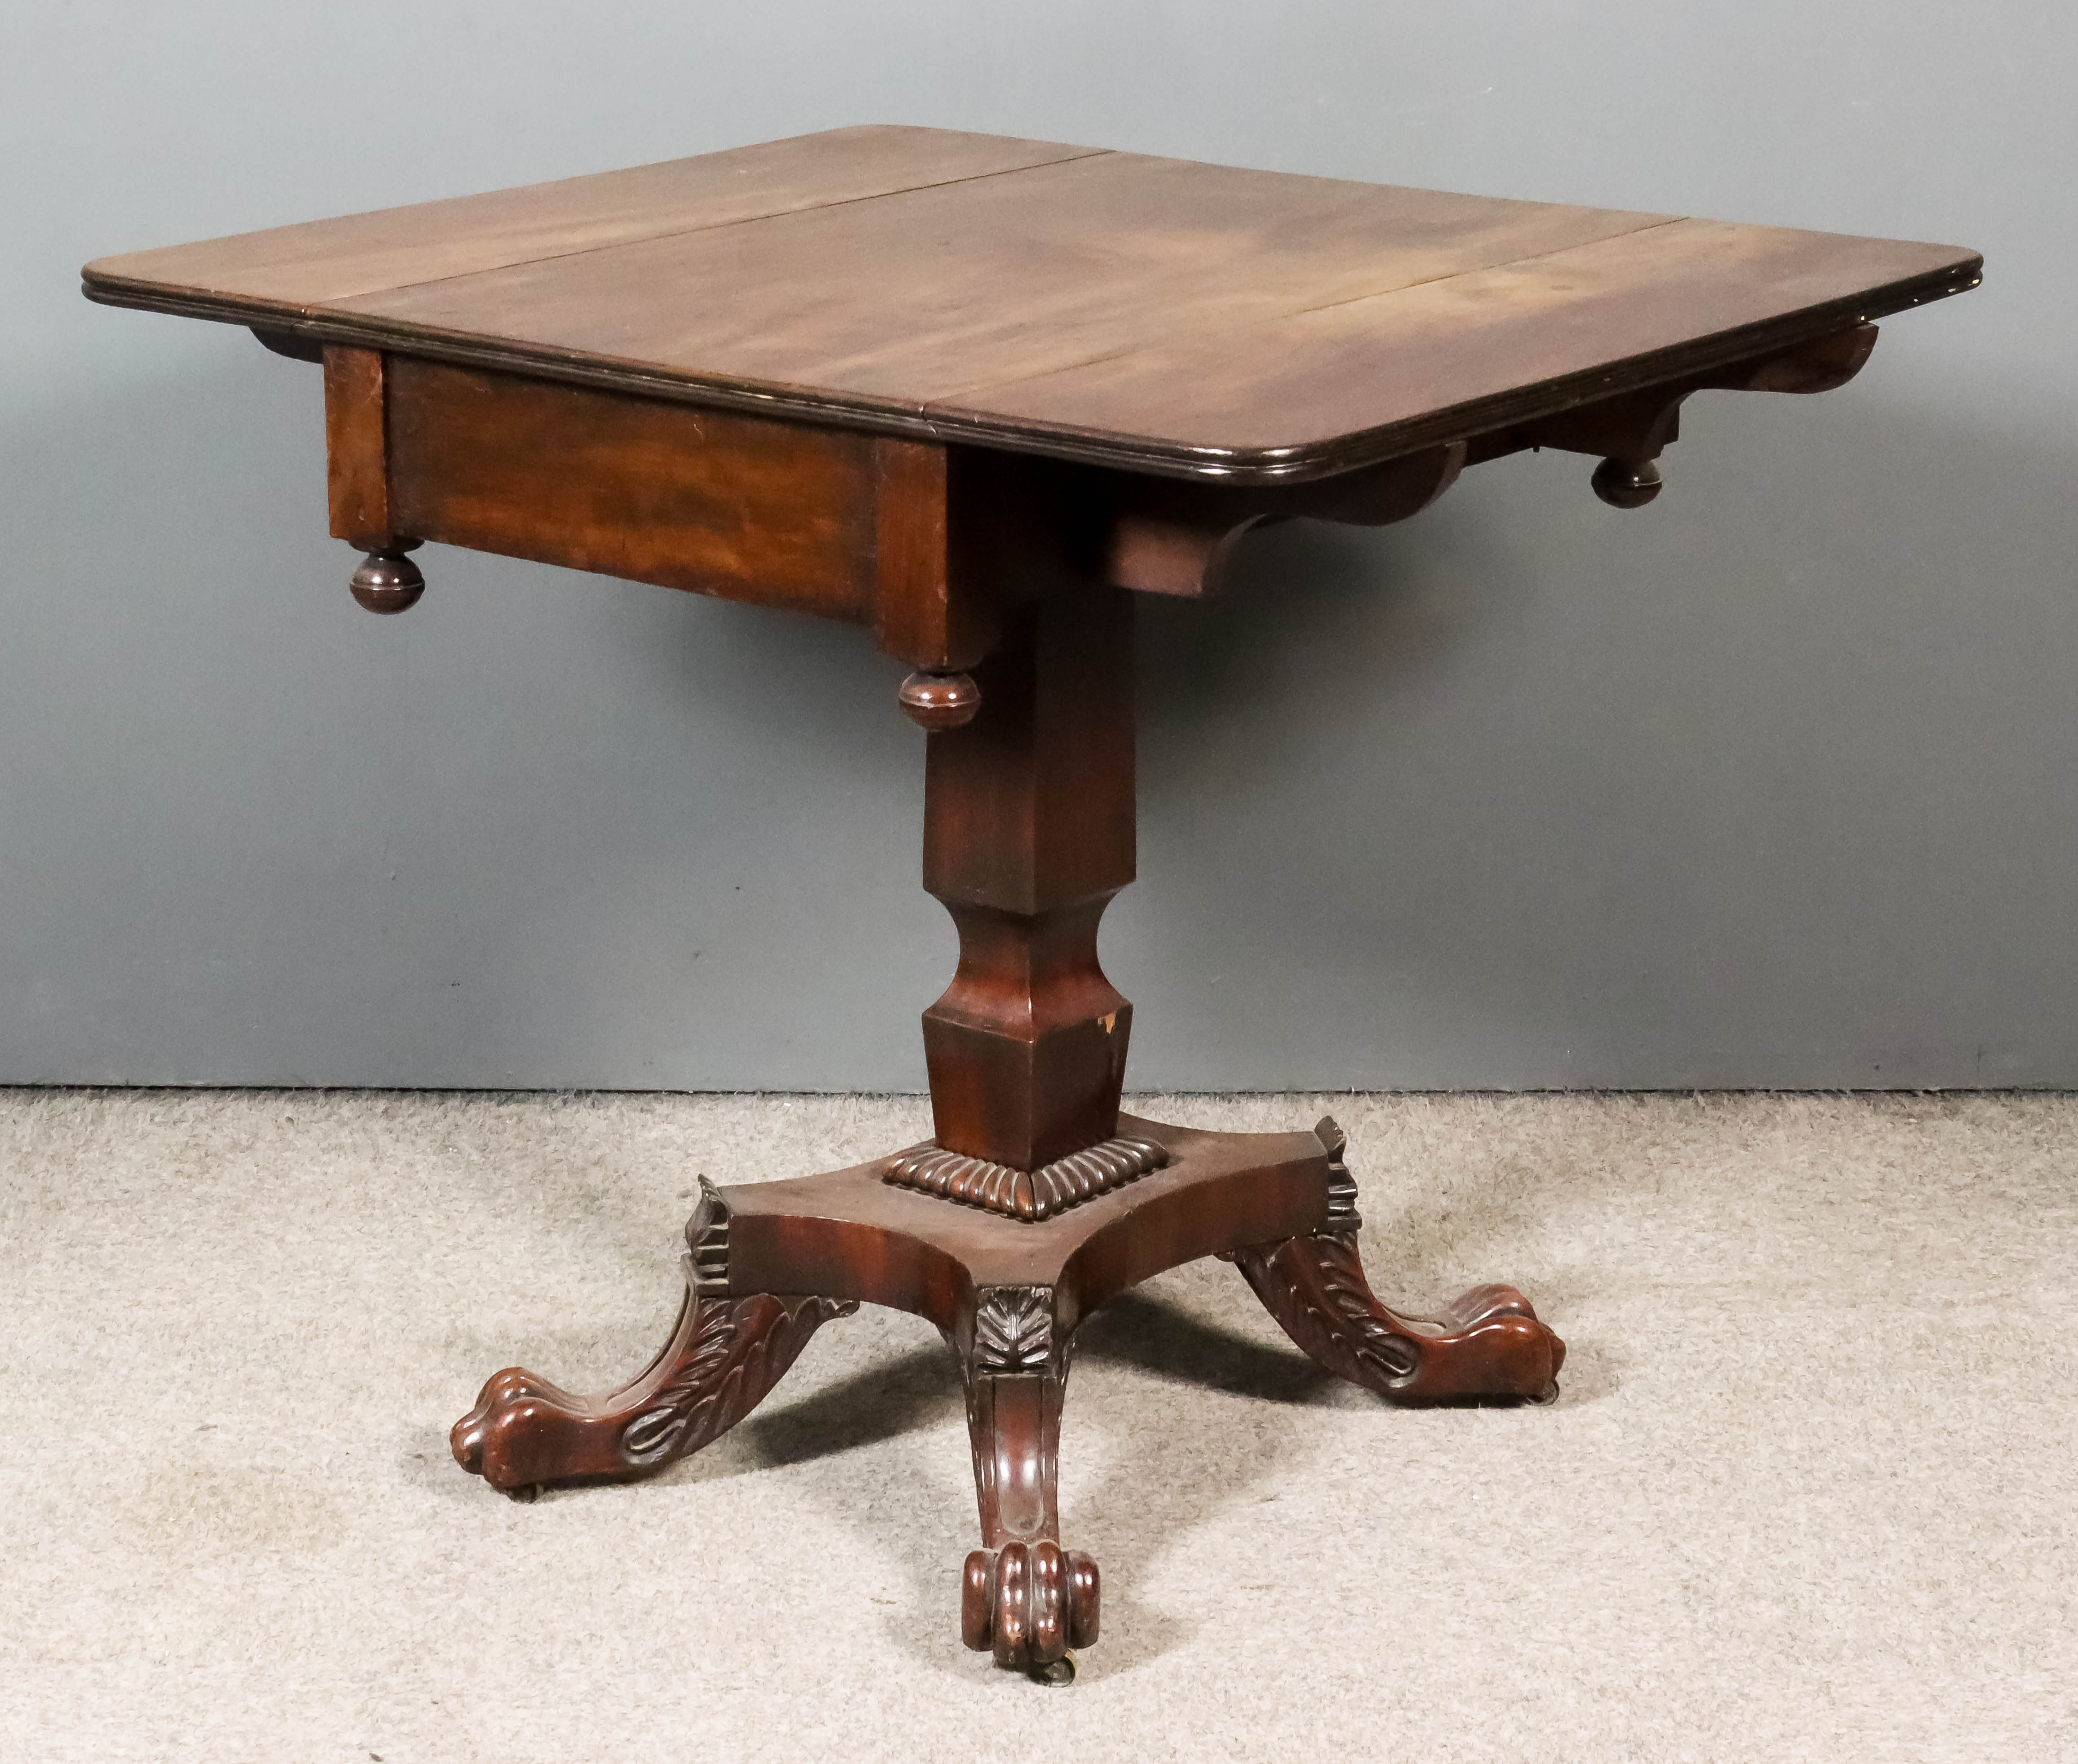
[80,253,1980,486]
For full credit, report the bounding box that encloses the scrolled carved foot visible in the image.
[962,1540,1099,1672]
[451,1285,854,1495]
[1234,1232,1564,1402]
[1227,1115,1564,1403]
[953,1285,1101,1677]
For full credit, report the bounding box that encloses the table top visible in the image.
[84,124,1979,484]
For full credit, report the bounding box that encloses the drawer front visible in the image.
[379,356,881,622]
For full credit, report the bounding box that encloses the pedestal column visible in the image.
[919,585,1135,1170]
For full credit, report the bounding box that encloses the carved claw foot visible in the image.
[963,1540,1100,1674]
[452,1285,854,1495]
[1230,1118,1566,1403]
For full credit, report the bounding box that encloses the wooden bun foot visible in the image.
[350,543,425,612]
[1591,457,1662,509]
[898,669,981,729]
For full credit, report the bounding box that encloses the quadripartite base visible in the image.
[451,1114,1564,1678]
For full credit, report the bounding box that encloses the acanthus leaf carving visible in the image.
[619,1289,856,1467]
[972,1286,1054,1374]
[683,1175,732,1295]
[1315,1114,1363,1234]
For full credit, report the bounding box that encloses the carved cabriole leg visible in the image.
[958,1286,1099,1677]
[1230,1118,1566,1403]
[451,1289,851,1495]
[451,1179,856,1495]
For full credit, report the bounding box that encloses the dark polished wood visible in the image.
[874,439,996,670]
[920,585,1135,1170]
[84,128,1977,483]
[882,1131,1168,1220]
[959,1294,1098,1676]
[449,1114,1332,1668]
[323,346,393,549]
[1225,1120,1562,1402]
[454,1291,856,1494]
[1470,320,1883,507]
[386,357,882,621]
[348,546,425,613]
[97,128,1097,310]
[897,671,981,731]
[448,1111,1559,1675]
[306,322,1886,615]
[1591,459,1664,509]
[86,125,1977,1679]
[1236,1237,1564,1399]
[250,324,324,364]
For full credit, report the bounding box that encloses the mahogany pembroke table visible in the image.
[85,125,1980,1681]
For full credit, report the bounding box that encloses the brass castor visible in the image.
[1028,1651,1078,1687]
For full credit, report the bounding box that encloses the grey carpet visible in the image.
[3,1090,2072,1762]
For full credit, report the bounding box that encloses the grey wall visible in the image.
[5,4,2073,1090]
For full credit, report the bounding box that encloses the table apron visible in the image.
[329,347,891,624]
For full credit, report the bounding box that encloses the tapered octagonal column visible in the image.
[920,584,1136,1170]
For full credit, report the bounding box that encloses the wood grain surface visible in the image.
[83,125,1980,481]
[326,156,1671,411]
[921,585,1137,1169]
[944,218,1967,466]
[322,346,391,546]
[83,126,1097,307]
[384,358,881,619]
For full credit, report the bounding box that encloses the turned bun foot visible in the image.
[963,1541,1099,1674]
[898,669,981,730]
[350,543,425,612]
[1591,457,1662,509]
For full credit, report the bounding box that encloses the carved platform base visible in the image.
[452,1113,1564,1673]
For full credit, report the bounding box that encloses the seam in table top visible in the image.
[918,212,1692,411]
[340,147,1114,308]
[81,173,1976,481]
